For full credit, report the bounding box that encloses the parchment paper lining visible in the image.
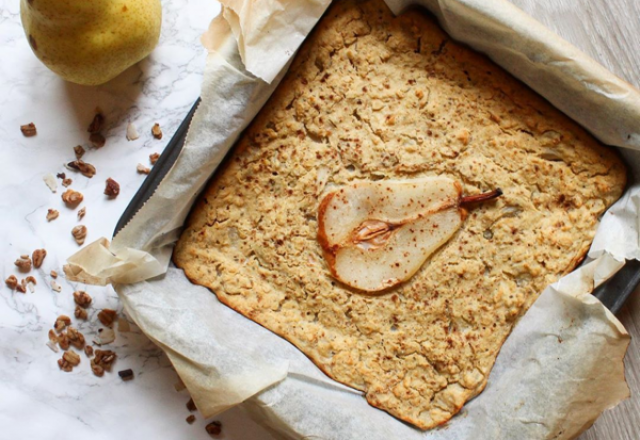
[65,0,640,438]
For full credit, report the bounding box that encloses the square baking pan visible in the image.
[113,98,640,314]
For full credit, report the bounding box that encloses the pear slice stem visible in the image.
[460,188,503,206]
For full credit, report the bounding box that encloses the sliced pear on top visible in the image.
[317,177,501,292]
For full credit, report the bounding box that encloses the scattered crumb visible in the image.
[151,123,162,140]
[94,327,116,345]
[137,164,150,174]
[74,145,85,159]
[14,255,32,272]
[126,122,139,141]
[104,178,120,198]
[61,189,83,207]
[50,270,58,278]
[50,280,62,292]
[118,369,134,381]
[74,305,88,320]
[89,132,106,148]
[66,160,96,178]
[71,225,87,245]
[88,112,105,134]
[187,398,197,412]
[5,275,18,290]
[32,249,46,268]
[98,309,117,327]
[149,152,160,165]
[62,178,72,187]
[205,421,222,436]
[186,415,196,425]
[20,122,37,137]
[46,340,59,353]
[47,209,60,221]
[56,172,66,180]
[43,173,57,193]
[73,290,92,307]
[117,317,131,333]
[77,207,86,221]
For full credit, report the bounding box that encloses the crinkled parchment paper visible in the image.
[65,0,640,438]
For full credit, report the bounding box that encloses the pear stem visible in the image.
[460,188,503,206]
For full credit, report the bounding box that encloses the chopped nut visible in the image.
[16,279,27,293]
[73,290,92,307]
[56,172,66,180]
[50,270,58,278]
[63,350,81,366]
[5,275,18,290]
[14,255,32,272]
[88,112,105,134]
[32,249,46,268]
[74,305,88,320]
[50,280,62,292]
[205,421,222,436]
[57,333,70,350]
[91,361,104,377]
[186,415,196,425]
[54,315,72,333]
[46,209,59,221]
[62,178,73,187]
[20,122,37,137]
[89,132,106,148]
[98,309,117,327]
[137,164,150,174]
[66,160,96,178]
[126,122,139,141]
[118,369,134,381]
[48,329,59,343]
[77,207,86,220]
[151,123,163,140]
[74,145,85,159]
[84,345,94,357]
[57,357,73,372]
[25,276,37,293]
[43,174,57,193]
[149,152,160,165]
[72,225,87,245]
[67,326,85,349]
[186,398,197,412]
[61,189,83,207]
[104,178,120,198]
[93,349,116,371]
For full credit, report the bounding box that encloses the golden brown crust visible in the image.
[174,0,626,430]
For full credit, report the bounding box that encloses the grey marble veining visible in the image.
[0,0,274,438]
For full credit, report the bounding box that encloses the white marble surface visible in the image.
[1,0,639,439]
[0,0,275,438]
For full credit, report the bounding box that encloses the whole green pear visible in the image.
[21,0,162,85]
